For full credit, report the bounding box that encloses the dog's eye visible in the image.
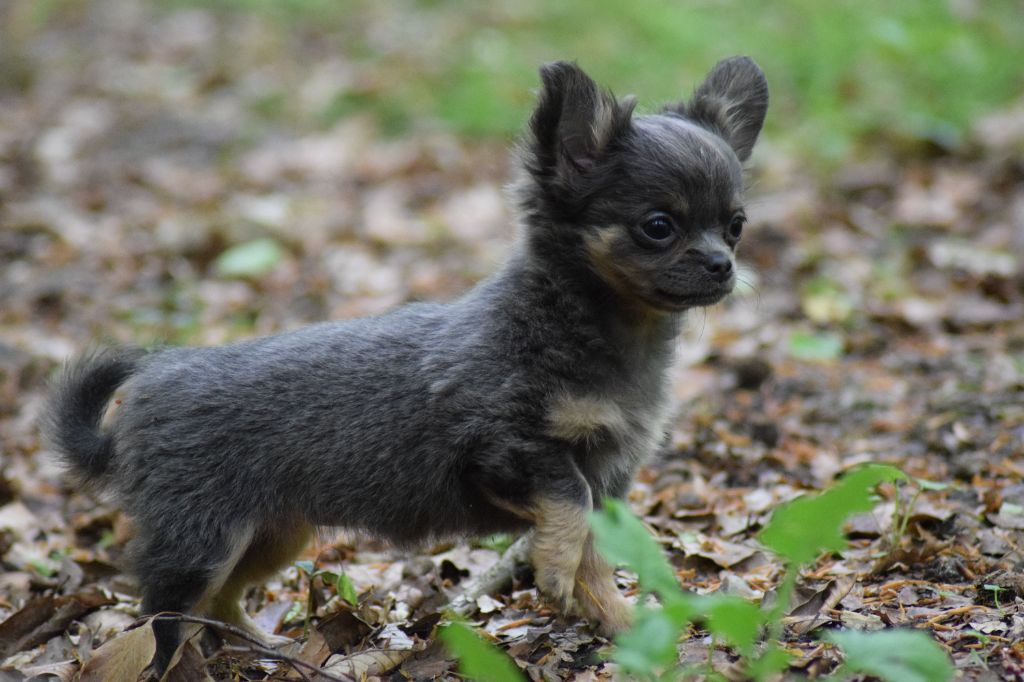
[727,215,746,242]
[640,214,675,244]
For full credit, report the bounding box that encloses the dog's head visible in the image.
[519,57,768,313]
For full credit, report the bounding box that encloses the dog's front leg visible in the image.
[530,480,592,615]
[574,533,633,636]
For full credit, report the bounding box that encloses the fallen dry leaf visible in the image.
[786,577,855,635]
[78,620,156,682]
[322,648,414,678]
[675,533,760,569]
[0,590,115,658]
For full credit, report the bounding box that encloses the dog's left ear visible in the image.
[529,61,635,180]
[666,56,768,162]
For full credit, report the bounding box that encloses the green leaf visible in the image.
[284,600,304,623]
[98,529,115,549]
[438,622,523,682]
[827,629,954,682]
[590,498,681,597]
[214,238,285,278]
[760,464,905,565]
[701,595,764,656]
[787,330,844,362]
[611,601,691,676]
[28,558,55,577]
[336,571,359,606]
[745,643,793,681]
[914,477,949,492]
[474,533,515,553]
[801,277,853,324]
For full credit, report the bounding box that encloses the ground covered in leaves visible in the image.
[2,2,1023,680]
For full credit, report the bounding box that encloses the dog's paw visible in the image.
[575,577,633,637]
[257,631,295,649]
[535,567,577,615]
[593,592,633,637]
[230,611,294,649]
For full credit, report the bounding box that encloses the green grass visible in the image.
[164,0,1024,163]
[15,0,1015,162]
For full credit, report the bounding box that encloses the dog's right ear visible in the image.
[528,61,634,181]
[664,56,768,162]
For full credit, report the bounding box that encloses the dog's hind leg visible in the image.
[135,522,253,677]
[142,572,212,677]
[201,522,313,647]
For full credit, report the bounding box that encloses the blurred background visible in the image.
[3,0,1024,536]
[1,0,1022,349]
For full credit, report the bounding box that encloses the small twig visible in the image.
[153,613,350,682]
[151,612,271,650]
[496,617,536,632]
[876,579,971,594]
[161,537,532,680]
[449,534,532,617]
[919,604,984,628]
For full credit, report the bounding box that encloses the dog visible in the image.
[44,56,768,676]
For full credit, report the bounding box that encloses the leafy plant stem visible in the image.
[705,633,714,678]
[891,483,922,550]
[765,563,798,644]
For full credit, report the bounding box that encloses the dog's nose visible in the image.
[702,252,733,282]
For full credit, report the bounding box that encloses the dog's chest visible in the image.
[545,380,672,494]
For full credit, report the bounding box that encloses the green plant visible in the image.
[162,0,1024,163]
[473,533,516,553]
[590,464,954,681]
[295,559,360,635]
[982,584,1008,612]
[889,477,950,551]
[441,464,955,680]
[439,621,523,682]
[825,630,954,682]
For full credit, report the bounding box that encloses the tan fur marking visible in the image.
[547,394,627,445]
[484,493,537,522]
[590,99,615,150]
[583,228,664,323]
[194,524,254,611]
[531,497,591,614]
[583,227,624,294]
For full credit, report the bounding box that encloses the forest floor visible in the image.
[1,2,1023,680]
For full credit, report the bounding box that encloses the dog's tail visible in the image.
[42,347,145,484]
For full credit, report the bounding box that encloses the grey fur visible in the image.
[44,58,768,675]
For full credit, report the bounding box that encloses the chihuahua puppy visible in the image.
[45,57,767,675]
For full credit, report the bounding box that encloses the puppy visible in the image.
[44,57,768,675]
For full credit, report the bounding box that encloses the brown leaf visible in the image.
[78,620,156,682]
[316,606,372,652]
[676,533,759,568]
[160,628,212,682]
[322,648,412,678]
[785,577,855,635]
[988,502,1024,530]
[871,537,948,575]
[296,627,332,668]
[14,660,78,681]
[0,589,115,658]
